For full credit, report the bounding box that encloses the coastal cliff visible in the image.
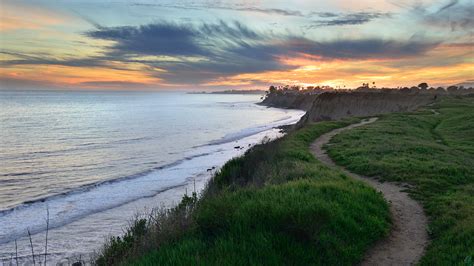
[94,95,474,265]
[260,91,437,125]
[298,92,435,124]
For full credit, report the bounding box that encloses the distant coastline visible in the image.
[187,89,265,95]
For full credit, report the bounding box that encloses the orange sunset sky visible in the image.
[0,0,473,90]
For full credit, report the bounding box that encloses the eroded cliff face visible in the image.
[260,91,442,126]
[298,92,436,125]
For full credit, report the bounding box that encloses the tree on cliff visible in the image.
[418,83,429,90]
[268,85,277,94]
[447,86,459,92]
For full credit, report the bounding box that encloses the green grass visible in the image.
[132,180,388,265]
[327,96,474,265]
[97,119,390,265]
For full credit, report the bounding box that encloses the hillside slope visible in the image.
[327,96,474,265]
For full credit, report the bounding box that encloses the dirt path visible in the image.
[310,118,429,265]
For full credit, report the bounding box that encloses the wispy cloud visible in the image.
[0,51,109,68]
[131,1,391,26]
[227,6,303,17]
[393,0,473,31]
[2,20,440,85]
[429,1,473,31]
[309,12,392,27]
[131,2,305,17]
[437,0,459,13]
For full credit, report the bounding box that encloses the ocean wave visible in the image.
[0,126,289,244]
[0,151,213,216]
[0,111,304,218]
[206,112,301,146]
[0,103,304,250]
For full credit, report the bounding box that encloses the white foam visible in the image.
[208,114,299,145]
[0,109,304,263]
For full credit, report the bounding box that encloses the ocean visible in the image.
[0,90,304,263]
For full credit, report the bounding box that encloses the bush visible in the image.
[96,118,390,265]
[134,180,389,265]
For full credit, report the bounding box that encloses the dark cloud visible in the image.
[85,21,269,59]
[3,21,439,85]
[87,20,434,60]
[309,12,392,27]
[271,38,436,59]
[81,21,287,83]
[152,34,438,83]
[86,23,208,57]
[395,0,473,31]
[310,12,339,18]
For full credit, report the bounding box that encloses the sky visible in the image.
[0,0,473,90]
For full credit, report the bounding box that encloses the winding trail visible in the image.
[310,118,429,265]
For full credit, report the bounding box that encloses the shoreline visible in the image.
[0,106,305,264]
[95,116,391,265]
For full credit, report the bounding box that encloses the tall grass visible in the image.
[96,118,390,265]
[327,96,474,265]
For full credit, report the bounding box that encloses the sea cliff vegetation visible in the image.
[95,91,474,265]
[95,119,390,265]
[261,83,474,111]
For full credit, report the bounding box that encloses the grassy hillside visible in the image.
[96,119,390,265]
[327,96,474,265]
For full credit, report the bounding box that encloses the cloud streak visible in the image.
[395,0,473,31]
[3,21,440,85]
[437,0,459,13]
[131,3,304,17]
[131,1,390,26]
[309,12,392,27]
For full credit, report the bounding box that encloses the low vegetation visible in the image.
[327,96,474,265]
[96,119,390,265]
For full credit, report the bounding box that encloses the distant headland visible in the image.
[187,89,265,95]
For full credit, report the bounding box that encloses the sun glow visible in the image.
[0,0,472,89]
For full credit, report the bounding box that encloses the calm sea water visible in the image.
[0,90,304,263]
